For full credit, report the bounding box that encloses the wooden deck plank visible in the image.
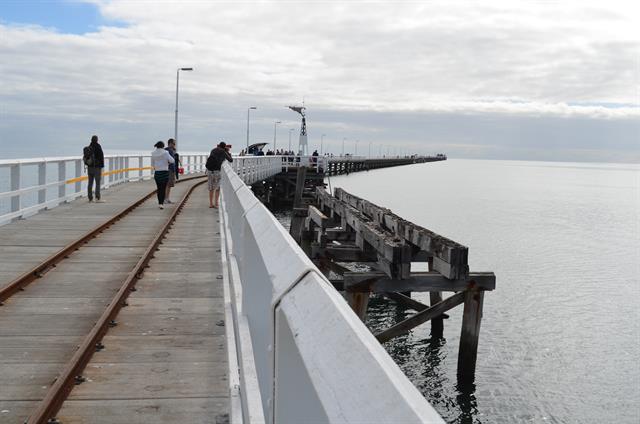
[0,180,224,423]
[55,184,229,421]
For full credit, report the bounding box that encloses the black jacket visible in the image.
[206,147,233,171]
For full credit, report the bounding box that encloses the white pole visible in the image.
[273,121,281,152]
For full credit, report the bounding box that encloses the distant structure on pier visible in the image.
[288,104,308,155]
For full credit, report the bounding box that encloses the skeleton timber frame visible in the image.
[296,187,496,382]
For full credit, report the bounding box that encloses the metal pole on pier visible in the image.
[246,106,257,152]
[174,67,193,149]
[273,120,281,152]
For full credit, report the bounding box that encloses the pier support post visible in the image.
[289,167,307,243]
[428,257,444,338]
[346,290,370,322]
[457,288,484,383]
[430,292,444,338]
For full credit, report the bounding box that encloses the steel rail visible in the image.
[26,179,207,424]
[0,174,205,304]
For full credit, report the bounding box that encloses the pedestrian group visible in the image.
[83,135,232,210]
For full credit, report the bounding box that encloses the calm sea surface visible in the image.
[282,159,640,423]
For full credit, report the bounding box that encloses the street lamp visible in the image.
[174,67,193,148]
[246,106,257,151]
[342,137,347,156]
[321,134,326,155]
[273,121,281,153]
[288,128,295,151]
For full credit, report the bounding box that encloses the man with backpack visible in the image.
[205,141,233,208]
[83,135,105,202]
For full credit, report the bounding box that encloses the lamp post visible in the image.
[174,67,193,148]
[273,121,281,153]
[246,106,257,152]
[288,128,295,151]
[342,137,347,156]
[321,134,326,155]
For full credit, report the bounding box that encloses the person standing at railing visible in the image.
[151,141,175,210]
[205,141,233,209]
[164,138,178,204]
[84,135,105,203]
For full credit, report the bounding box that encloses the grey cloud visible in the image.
[0,1,638,161]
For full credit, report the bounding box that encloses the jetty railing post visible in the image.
[125,157,130,182]
[457,287,484,383]
[58,161,66,202]
[10,163,20,215]
[138,156,143,180]
[74,159,82,195]
[38,162,46,205]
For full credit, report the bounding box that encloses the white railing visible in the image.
[0,153,210,225]
[219,161,444,424]
[229,156,283,184]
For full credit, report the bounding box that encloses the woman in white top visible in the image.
[151,141,175,209]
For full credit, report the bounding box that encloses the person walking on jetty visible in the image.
[206,141,233,208]
[151,141,175,209]
[165,138,178,203]
[83,135,105,203]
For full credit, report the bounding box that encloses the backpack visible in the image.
[83,145,95,167]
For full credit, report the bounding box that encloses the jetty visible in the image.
[0,153,494,423]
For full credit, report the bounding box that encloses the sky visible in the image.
[0,0,638,162]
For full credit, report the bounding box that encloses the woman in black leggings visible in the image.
[151,141,175,209]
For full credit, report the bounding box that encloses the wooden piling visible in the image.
[457,288,484,382]
[289,167,308,242]
[428,257,444,338]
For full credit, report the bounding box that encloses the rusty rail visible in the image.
[25,179,207,424]
[0,174,205,304]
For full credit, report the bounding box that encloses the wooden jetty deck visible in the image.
[0,176,228,423]
[0,155,464,424]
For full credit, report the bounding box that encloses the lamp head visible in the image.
[180,67,194,71]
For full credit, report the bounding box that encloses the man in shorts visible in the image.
[165,138,177,203]
[205,141,233,208]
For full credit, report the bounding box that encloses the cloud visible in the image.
[0,0,638,161]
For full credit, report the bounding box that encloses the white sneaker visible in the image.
[165,199,173,204]
[159,204,164,209]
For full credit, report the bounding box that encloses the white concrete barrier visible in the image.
[219,161,444,424]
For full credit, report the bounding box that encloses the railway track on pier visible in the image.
[0,176,229,424]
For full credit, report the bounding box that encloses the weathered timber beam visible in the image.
[375,291,467,343]
[334,187,469,279]
[308,205,329,228]
[325,228,355,241]
[342,271,496,293]
[384,292,429,311]
[383,292,450,319]
[325,245,379,262]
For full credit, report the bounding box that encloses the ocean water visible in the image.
[322,159,640,423]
